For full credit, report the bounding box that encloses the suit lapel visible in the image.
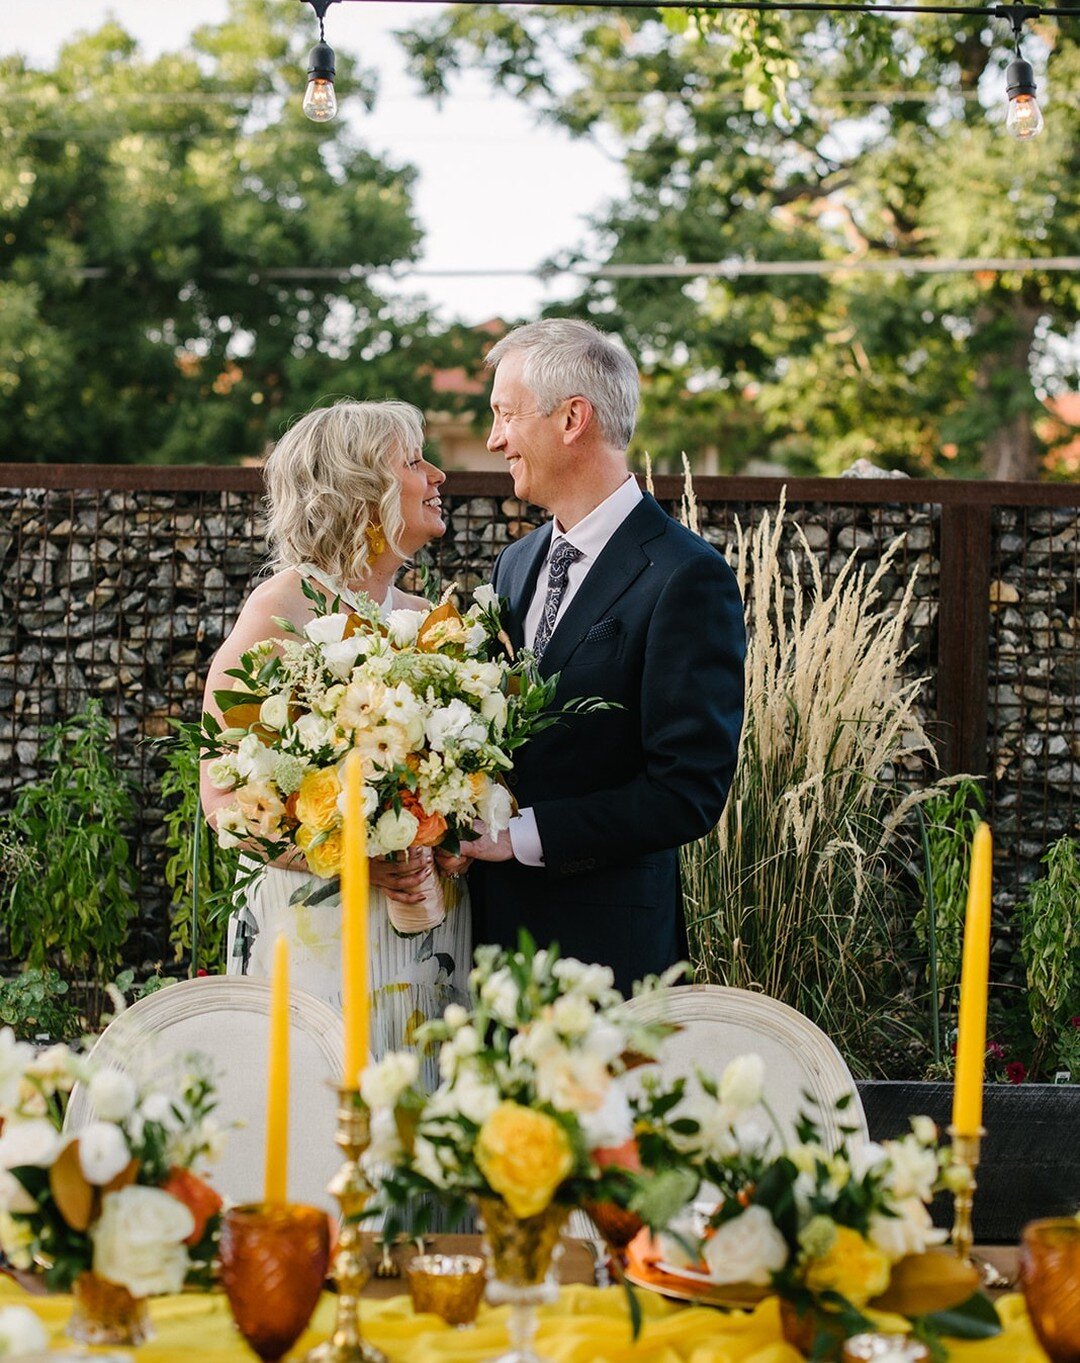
[499,523,552,652]
[538,496,668,678]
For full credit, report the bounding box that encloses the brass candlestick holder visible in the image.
[305,1088,387,1363]
[947,1125,985,1264]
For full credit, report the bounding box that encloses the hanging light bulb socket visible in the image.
[301,0,341,123]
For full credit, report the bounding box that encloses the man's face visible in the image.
[486,351,567,511]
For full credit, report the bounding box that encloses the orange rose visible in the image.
[593,1138,643,1174]
[399,792,448,848]
[161,1168,223,1245]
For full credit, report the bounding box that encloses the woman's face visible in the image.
[395,447,447,555]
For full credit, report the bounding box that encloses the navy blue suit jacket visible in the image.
[471,492,746,994]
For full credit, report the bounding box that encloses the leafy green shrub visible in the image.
[1017,836,1080,1079]
[159,722,238,973]
[0,968,82,1042]
[0,700,139,1010]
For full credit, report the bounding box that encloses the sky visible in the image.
[4,1,627,325]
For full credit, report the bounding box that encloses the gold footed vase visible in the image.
[477,1197,569,1363]
[66,1271,152,1347]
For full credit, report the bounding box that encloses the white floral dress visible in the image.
[224,567,472,1085]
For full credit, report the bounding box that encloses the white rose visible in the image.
[304,613,350,645]
[385,609,427,647]
[0,1169,35,1216]
[580,1079,634,1150]
[258,693,290,730]
[322,637,368,680]
[373,807,419,854]
[702,1205,789,1286]
[479,690,508,729]
[234,733,276,782]
[206,757,237,790]
[295,713,335,752]
[581,1017,626,1066]
[869,1197,948,1261]
[89,1069,137,1122]
[78,1122,132,1186]
[478,780,513,834]
[360,1051,420,1110]
[473,584,499,611]
[719,1054,765,1113]
[92,1186,194,1298]
[0,1303,48,1356]
[0,1118,62,1170]
[0,1030,35,1111]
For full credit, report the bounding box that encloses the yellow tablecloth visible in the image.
[0,1278,1049,1362]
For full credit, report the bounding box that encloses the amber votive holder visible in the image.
[1019,1217,1080,1363]
[220,1203,332,1362]
[406,1254,487,1327]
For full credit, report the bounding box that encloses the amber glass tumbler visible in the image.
[1020,1218,1080,1363]
[220,1203,331,1362]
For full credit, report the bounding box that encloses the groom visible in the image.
[453,318,745,994]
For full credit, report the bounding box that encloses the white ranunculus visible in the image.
[372,807,419,855]
[360,1051,420,1110]
[258,693,290,730]
[0,1303,48,1356]
[78,1122,132,1186]
[0,1169,36,1216]
[869,1197,948,1261]
[883,1135,939,1202]
[295,713,336,752]
[385,609,427,647]
[92,1186,194,1298]
[719,1054,765,1113]
[702,1205,789,1286]
[0,1030,34,1112]
[304,613,350,645]
[89,1069,137,1122]
[0,1118,62,1170]
[473,584,499,611]
[479,690,508,730]
[205,757,237,790]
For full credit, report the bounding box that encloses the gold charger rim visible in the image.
[622,1263,769,1311]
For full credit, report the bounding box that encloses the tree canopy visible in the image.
[401,5,1079,477]
[0,0,483,464]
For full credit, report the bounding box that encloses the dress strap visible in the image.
[294,562,394,617]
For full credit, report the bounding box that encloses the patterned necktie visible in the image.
[532,537,583,662]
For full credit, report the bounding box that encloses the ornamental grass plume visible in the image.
[681,490,958,1075]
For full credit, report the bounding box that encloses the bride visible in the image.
[200,399,470,1069]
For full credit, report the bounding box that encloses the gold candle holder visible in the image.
[304,1088,387,1363]
[947,1125,984,1264]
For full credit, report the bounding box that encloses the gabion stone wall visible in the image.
[0,471,1076,975]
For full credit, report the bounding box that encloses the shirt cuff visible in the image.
[508,808,545,867]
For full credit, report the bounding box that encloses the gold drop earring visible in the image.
[365,521,387,557]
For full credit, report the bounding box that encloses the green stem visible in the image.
[916,805,941,1068]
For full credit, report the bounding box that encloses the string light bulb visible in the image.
[1005,55,1044,138]
[301,0,340,124]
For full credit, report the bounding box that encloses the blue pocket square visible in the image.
[582,617,619,643]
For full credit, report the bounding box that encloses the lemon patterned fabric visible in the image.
[0,1279,1048,1363]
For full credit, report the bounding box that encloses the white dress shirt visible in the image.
[510,475,643,866]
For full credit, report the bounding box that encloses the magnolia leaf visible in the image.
[629,1166,699,1228]
[417,600,462,649]
[49,1140,94,1232]
[870,1250,980,1316]
[917,1290,1002,1340]
[101,1157,140,1196]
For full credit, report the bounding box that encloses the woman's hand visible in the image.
[434,849,470,879]
[369,846,433,904]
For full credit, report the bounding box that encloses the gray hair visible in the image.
[485,319,639,449]
[263,399,424,582]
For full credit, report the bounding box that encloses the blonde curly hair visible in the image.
[263,400,425,582]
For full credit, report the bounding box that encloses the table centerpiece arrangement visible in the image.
[0,1026,225,1345]
[360,933,708,1362]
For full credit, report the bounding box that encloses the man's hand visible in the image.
[434,849,470,878]
[460,822,514,863]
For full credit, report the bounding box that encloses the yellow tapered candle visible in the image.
[341,750,370,1088]
[952,821,994,1136]
[264,934,290,1203]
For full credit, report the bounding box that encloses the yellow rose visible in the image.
[475,1102,574,1219]
[296,824,343,878]
[803,1225,891,1306]
[294,768,342,832]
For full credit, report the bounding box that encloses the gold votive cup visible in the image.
[1019,1217,1080,1363]
[220,1203,331,1362]
[406,1254,487,1327]
[842,1333,931,1362]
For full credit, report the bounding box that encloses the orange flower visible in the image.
[161,1168,223,1245]
[593,1138,642,1174]
[399,791,448,848]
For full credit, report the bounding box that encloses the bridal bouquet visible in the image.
[0,1027,225,1302]
[203,583,602,934]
